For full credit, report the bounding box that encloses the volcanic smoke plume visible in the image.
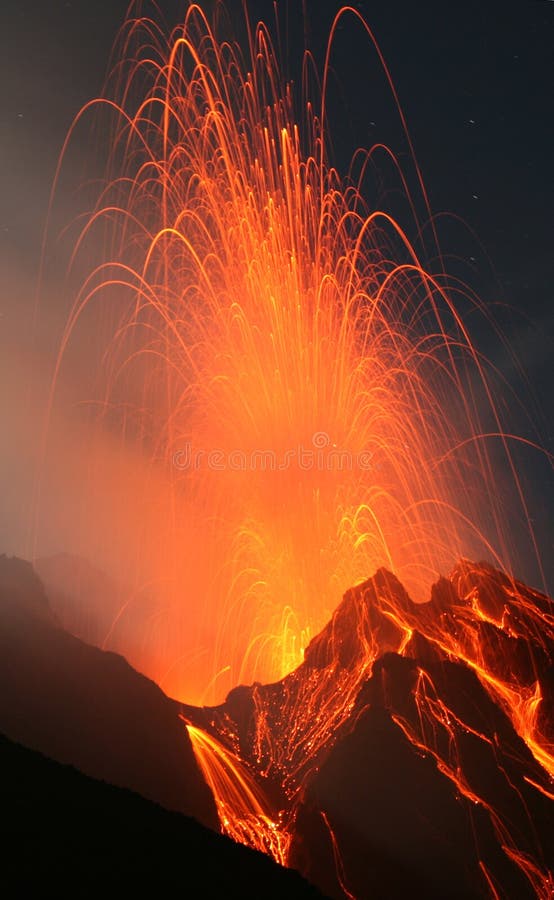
[24,3,553,897]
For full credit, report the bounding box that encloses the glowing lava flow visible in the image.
[184,720,290,865]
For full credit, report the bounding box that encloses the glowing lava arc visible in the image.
[47,3,546,705]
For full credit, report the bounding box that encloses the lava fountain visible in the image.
[40,2,546,710]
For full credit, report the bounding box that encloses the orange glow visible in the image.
[40,3,548,706]
[39,5,552,894]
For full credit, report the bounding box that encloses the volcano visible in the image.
[182,562,553,898]
[7,3,552,897]
[2,553,552,897]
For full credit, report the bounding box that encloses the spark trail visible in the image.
[44,3,546,704]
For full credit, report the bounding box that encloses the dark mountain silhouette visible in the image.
[0,554,217,830]
[1,731,325,899]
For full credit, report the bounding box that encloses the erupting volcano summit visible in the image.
[12,1,552,897]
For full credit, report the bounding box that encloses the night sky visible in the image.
[1,0,553,588]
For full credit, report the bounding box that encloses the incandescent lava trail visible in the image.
[41,3,548,703]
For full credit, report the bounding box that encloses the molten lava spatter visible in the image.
[42,3,547,705]
[184,722,290,864]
